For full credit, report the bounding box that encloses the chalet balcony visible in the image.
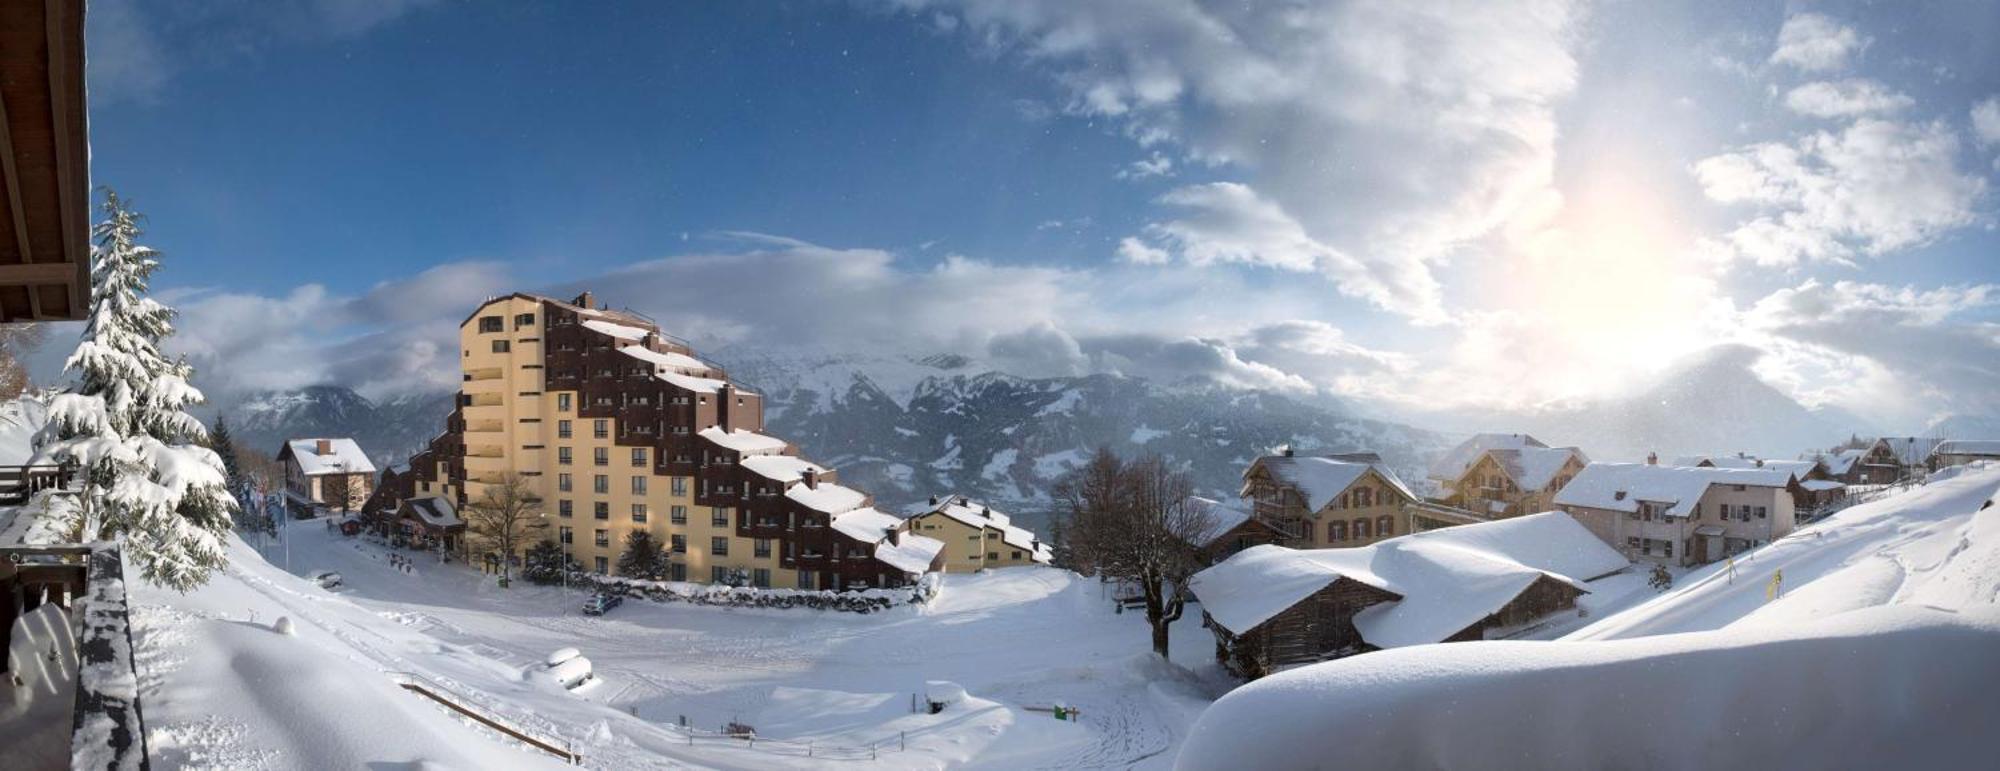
[463,404,507,424]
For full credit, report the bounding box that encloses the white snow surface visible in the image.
[282,438,377,476]
[617,344,714,376]
[1177,464,2000,770]
[580,319,650,341]
[1252,455,1415,512]
[738,454,825,484]
[128,522,1224,769]
[1425,432,1546,482]
[785,481,868,514]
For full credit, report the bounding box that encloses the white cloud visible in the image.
[1132,182,1446,322]
[1782,79,1912,118]
[1693,119,1987,266]
[1745,279,2000,423]
[1768,13,1868,72]
[1972,97,2000,146]
[891,0,1580,324]
[87,0,437,102]
[1115,237,1170,265]
[1117,152,1175,179]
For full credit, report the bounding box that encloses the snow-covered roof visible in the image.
[399,496,462,529]
[831,506,903,544]
[1190,496,1255,547]
[740,454,826,484]
[698,426,788,456]
[1487,445,1584,491]
[786,481,868,514]
[1817,448,1865,475]
[1675,454,1816,481]
[915,495,1051,562]
[284,438,377,476]
[875,533,945,575]
[657,371,729,394]
[1191,511,1626,643]
[1878,437,1946,466]
[1933,439,2000,458]
[1428,433,1548,482]
[617,345,712,376]
[581,318,650,341]
[1250,454,1414,512]
[1801,479,1846,492]
[1553,463,1793,517]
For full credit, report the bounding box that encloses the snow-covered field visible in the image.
[128,521,1224,769]
[1179,463,2000,769]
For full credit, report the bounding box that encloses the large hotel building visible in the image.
[377,291,942,591]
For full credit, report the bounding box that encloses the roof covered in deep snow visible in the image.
[698,427,788,456]
[282,438,377,476]
[1249,453,1415,512]
[1190,511,1627,644]
[915,495,1052,563]
[1428,433,1549,482]
[1554,463,1792,517]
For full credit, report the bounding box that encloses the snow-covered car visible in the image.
[580,593,622,616]
[311,571,343,590]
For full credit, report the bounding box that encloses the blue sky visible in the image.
[73,0,2000,431]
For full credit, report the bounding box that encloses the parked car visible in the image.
[581,593,622,616]
[312,571,343,590]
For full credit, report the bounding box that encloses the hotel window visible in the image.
[593,474,609,494]
[1353,518,1371,539]
[986,551,999,560]
[1754,506,1768,519]
[594,529,610,547]
[594,447,608,466]
[711,566,730,584]
[558,447,572,465]
[631,503,648,523]
[754,539,771,558]
[671,534,686,553]
[671,563,687,582]
[594,501,609,520]
[558,473,572,492]
[478,316,503,333]
[557,420,572,439]
[594,556,608,574]
[711,537,729,556]
[631,476,647,495]
[557,393,572,411]
[671,505,687,525]
[594,420,608,439]
[1011,550,1023,559]
[1328,521,1346,541]
[558,500,572,518]
[514,312,535,328]
[558,526,573,545]
[752,569,770,588]
[672,478,688,497]
[631,448,647,466]
[1377,515,1394,537]
[797,570,814,590]
[711,507,728,527]
[491,340,510,353]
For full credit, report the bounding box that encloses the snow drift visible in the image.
[1177,604,2000,770]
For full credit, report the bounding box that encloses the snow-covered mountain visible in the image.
[222,385,454,466]
[717,351,1452,528]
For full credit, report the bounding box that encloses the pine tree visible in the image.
[522,539,571,585]
[209,413,246,495]
[616,530,667,580]
[34,190,237,591]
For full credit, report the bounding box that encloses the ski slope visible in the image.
[131,522,1224,769]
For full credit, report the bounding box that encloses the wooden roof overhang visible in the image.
[0,0,90,321]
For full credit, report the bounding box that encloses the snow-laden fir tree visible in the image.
[32,190,236,591]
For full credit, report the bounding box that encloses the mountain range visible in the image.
[214,345,1992,532]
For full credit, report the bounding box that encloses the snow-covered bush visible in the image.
[568,572,937,614]
[30,192,237,591]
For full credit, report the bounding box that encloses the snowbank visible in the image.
[1177,604,2000,770]
[580,571,937,612]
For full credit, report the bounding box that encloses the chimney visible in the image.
[928,495,939,506]
[1646,452,1657,465]
[317,438,333,456]
[1282,445,1295,458]
[801,468,818,490]
[957,496,969,506]
[573,291,594,310]
[1755,459,1765,468]
[717,384,733,433]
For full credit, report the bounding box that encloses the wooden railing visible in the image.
[0,463,69,504]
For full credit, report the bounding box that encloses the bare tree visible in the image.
[1056,447,1214,660]
[0,322,47,401]
[463,473,547,585]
